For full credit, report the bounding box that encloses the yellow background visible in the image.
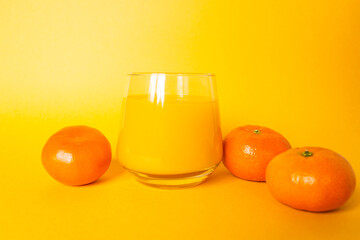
[1,0,359,239]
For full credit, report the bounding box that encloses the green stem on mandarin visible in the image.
[254,129,261,134]
[302,150,313,157]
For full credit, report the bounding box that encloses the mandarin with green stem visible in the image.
[266,147,356,212]
[223,125,291,181]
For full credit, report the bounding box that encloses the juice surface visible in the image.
[117,94,223,175]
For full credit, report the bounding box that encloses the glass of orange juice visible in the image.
[117,73,223,188]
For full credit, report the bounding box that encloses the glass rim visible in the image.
[128,72,215,77]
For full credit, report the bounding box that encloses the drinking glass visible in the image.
[117,73,223,188]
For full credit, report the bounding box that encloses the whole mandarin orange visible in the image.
[223,125,291,181]
[41,125,112,186]
[266,147,356,212]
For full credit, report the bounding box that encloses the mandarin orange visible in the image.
[266,147,356,212]
[223,125,291,181]
[41,125,112,186]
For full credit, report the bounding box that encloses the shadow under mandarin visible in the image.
[339,186,360,212]
[92,159,125,185]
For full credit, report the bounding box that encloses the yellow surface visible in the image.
[1,0,359,239]
[118,95,222,174]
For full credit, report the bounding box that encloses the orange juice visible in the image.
[117,94,223,175]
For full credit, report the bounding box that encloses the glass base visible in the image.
[125,164,219,189]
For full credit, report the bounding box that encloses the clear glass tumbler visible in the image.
[117,73,223,188]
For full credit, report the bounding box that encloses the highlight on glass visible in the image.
[117,73,223,188]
